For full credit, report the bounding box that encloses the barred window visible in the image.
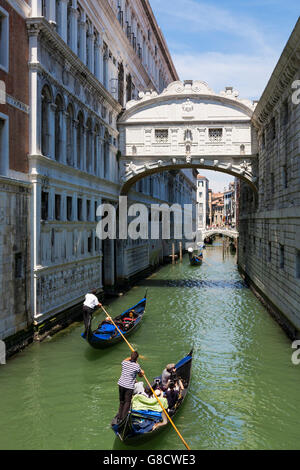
[208,128,222,142]
[155,129,168,143]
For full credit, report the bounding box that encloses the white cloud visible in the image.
[151,0,275,55]
[173,51,278,100]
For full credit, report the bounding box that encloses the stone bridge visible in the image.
[118,80,259,194]
[199,228,239,241]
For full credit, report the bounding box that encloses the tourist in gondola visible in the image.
[82,289,102,337]
[161,363,176,389]
[117,351,144,422]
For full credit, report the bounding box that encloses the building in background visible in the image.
[223,181,236,227]
[0,0,32,347]
[211,192,224,227]
[196,174,209,229]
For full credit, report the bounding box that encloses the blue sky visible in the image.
[150,0,299,191]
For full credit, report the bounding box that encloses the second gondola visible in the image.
[81,294,147,349]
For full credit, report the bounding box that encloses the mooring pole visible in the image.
[179,242,183,262]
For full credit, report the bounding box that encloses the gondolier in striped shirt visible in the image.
[82,289,102,338]
[117,351,144,422]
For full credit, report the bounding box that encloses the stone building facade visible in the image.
[0,1,32,346]
[238,18,300,338]
[25,0,179,327]
[196,174,209,229]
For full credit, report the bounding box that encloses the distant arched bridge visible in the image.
[198,228,239,242]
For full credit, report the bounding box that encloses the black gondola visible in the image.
[111,349,193,443]
[81,294,147,349]
[188,247,203,266]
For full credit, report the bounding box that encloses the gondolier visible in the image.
[82,289,102,337]
[117,351,144,422]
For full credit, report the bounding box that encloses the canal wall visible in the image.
[238,19,300,340]
[0,177,32,352]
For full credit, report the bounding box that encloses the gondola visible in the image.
[188,247,203,266]
[111,349,193,443]
[81,294,147,349]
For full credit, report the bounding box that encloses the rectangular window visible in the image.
[268,242,272,262]
[67,196,72,221]
[270,117,276,140]
[55,194,61,220]
[14,253,23,279]
[282,165,288,189]
[282,100,289,126]
[41,191,49,220]
[0,7,9,72]
[155,129,168,143]
[86,199,91,221]
[95,201,98,220]
[88,232,92,253]
[0,115,8,175]
[280,244,284,269]
[209,128,222,142]
[77,198,82,221]
[271,173,275,194]
[296,250,300,279]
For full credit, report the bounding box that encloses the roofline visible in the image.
[253,17,300,126]
[141,0,179,82]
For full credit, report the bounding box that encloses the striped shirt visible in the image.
[118,360,141,390]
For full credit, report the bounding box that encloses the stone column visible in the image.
[48,0,56,24]
[28,28,40,155]
[60,0,69,44]
[87,26,95,74]
[78,13,87,65]
[94,37,102,81]
[69,4,78,53]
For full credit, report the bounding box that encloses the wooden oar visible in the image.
[99,304,191,451]
[99,305,146,359]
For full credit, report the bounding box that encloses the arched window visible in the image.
[86,118,92,172]
[66,103,74,166]
[41,85,52,157]
[94,123,100,175]
[126,73,132,102]
[77,111,84,169]
[54,94,64,162]
[86,19,92,70]
[118,62,124,106]
[67,1,72,47]
[104,129,110,179]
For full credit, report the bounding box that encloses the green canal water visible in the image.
[1,241,300,450]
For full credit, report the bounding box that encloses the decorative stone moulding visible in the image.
[123,80,256,113]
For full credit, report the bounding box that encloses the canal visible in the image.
[1,240,300,450]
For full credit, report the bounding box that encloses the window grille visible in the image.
[155,129,168,143]
[208,128,222,142]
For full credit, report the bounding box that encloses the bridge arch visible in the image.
[118,80,259,195]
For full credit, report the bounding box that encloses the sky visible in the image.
[150,0,299,191]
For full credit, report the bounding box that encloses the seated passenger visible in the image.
[165,381,179,410]
[152,389,168,430]
[161,363,176,389]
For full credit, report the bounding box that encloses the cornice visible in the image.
[29,61,118,135]
[140,0,179,82]
[6,0,31,18]
[253,18,300,127]
[26,17,122,114]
